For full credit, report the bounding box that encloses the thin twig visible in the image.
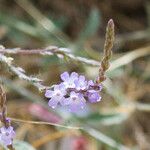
[0,45,149,71]
[10,117,130,149]
[0,45,149,93]
[10,117,82,130]
[0,53,48,91]
[0,46,100,66]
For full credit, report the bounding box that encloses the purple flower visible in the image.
[88,80,95,87]
[45,71,103,112]
[60,72,78,89]
[45,84,66,109]
[87,90,101,103]
[62,91,86,112]
[0,126,15,146]
[74,75,87,90]
[88,80,103,91]
[97,84,103,91]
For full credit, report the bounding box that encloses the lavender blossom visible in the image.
[88,80,95,87]
[0,126,15,146]
[45,71,103,112]
[60,72,78,89]
[74,75,87,91]
[63,91,86,112]
[45,84,66,109]
[87,90,101,103]
[88,80,102,91]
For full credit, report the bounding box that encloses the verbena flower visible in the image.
[45,84,66,109]
[60,72,78,89]
[74,75,87,90]
[0,126,15,146]
[88,80,95,87]
[45,72,103,112]
[87,90,101,103]
[62,91,86,112]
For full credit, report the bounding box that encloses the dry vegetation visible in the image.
[0,0,150,150]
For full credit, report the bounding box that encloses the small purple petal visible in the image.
[70,72,78,80]
[98,84,103,91]
[54,84,60,91]
[45,90,53,98]
[60,97,71,106]
[70,91,77,98]
[57,83,66,94]
[74,76,87,90]
[0,137,12,146]
[58,83,65,89]
[69,100,86,112]
[60,72,69,81]
[48,97,60,109]
[0,126,15,146]
[5,118,11,124]
[79,75,85,82]
[88,80,94,87]
[69,103,79,112]
[68,92,86,112]
[88,91,101,103]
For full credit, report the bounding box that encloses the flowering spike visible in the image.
[45,72,102,112]
[98,19,115,83]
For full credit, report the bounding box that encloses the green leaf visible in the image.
[79,8,101,40]
[82,112,127,125]
[83,126,130,150]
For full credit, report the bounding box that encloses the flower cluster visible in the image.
[0,118,15,147]
[45,72,102,112]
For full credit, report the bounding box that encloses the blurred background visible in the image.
[0,0,150,150]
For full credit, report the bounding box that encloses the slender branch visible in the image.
[0,45,149,71]
[0,53,48,91]
[0,46,100,66]
[0,45,99,90]
[9,116,130,149]
[10,117,82,130]
[0,45,149,92]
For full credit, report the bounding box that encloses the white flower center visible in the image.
[72,97,77,101]
[5,132,9,136]
[55,91,61,96]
